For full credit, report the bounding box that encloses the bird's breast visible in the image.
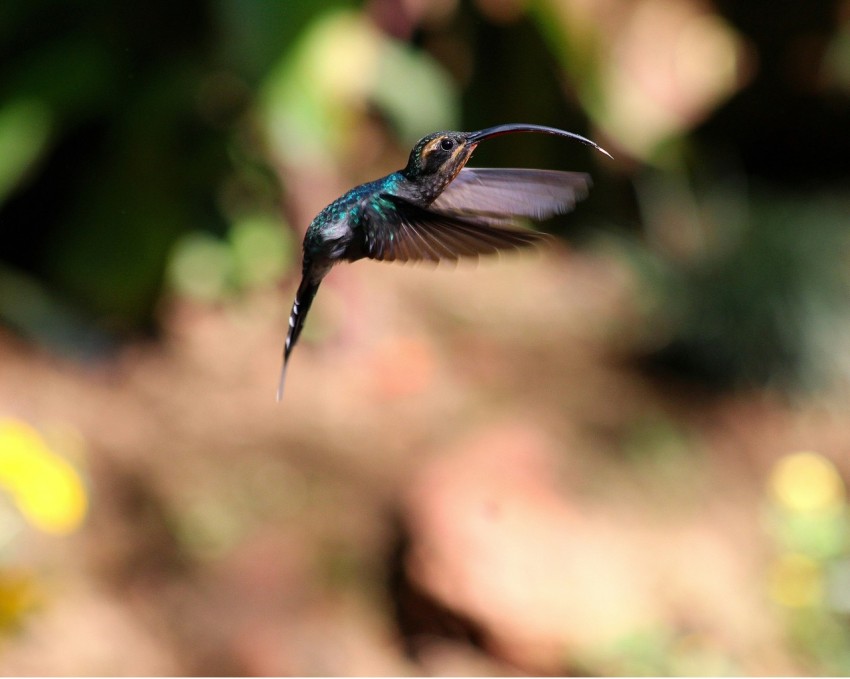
[305,214,352,258]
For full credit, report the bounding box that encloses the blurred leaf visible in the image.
[261,10,383,164]
[230,215,295,289]
[787,609,850,674]
[215,0,348,81]
[168,232,234,303]
[372,40,458,141]
[533,0,748,162]
[260,8,458,167]
[0,99,51,205]
[768,510,850,561]
[639,188,850,389]
[168,215,295,302]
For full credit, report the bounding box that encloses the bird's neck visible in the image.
[396,170,451,206]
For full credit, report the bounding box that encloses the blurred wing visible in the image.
[432,168,591,222]
[365,195,547,263]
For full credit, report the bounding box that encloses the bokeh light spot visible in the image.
[168,232,234,302]
[230,215,293,289]
[0,569,40,631]
[769,451,845,514]
[768,552,822,608]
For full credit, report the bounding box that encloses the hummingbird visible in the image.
[278,123,610,399]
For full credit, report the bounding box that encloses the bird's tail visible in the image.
[277,275,320,401]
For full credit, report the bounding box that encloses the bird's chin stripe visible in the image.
[446,147,474,182]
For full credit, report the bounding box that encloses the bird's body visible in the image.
[278,124,610,399]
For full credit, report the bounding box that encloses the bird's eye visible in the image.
[440,138,455,151]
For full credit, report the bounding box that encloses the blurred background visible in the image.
[1,0,849,674]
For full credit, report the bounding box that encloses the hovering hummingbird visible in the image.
[277,123,610,399]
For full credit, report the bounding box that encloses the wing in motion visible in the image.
[362,168,591,263]
[364,195,548,263]
[432,168,591,223]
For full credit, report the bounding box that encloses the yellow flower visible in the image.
[0,419,87,534]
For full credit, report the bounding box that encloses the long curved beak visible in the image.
[467,123,612,159]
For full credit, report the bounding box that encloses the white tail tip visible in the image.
[276,361,288,402]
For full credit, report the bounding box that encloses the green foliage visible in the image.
[0,99,52,204]
[641,187,850,389]
[0,0,848,392]
[167,215,294,302]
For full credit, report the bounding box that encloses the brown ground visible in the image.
[0,247,847,675]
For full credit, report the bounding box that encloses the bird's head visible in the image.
[402,124,611,197]
[402,131,478,185]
